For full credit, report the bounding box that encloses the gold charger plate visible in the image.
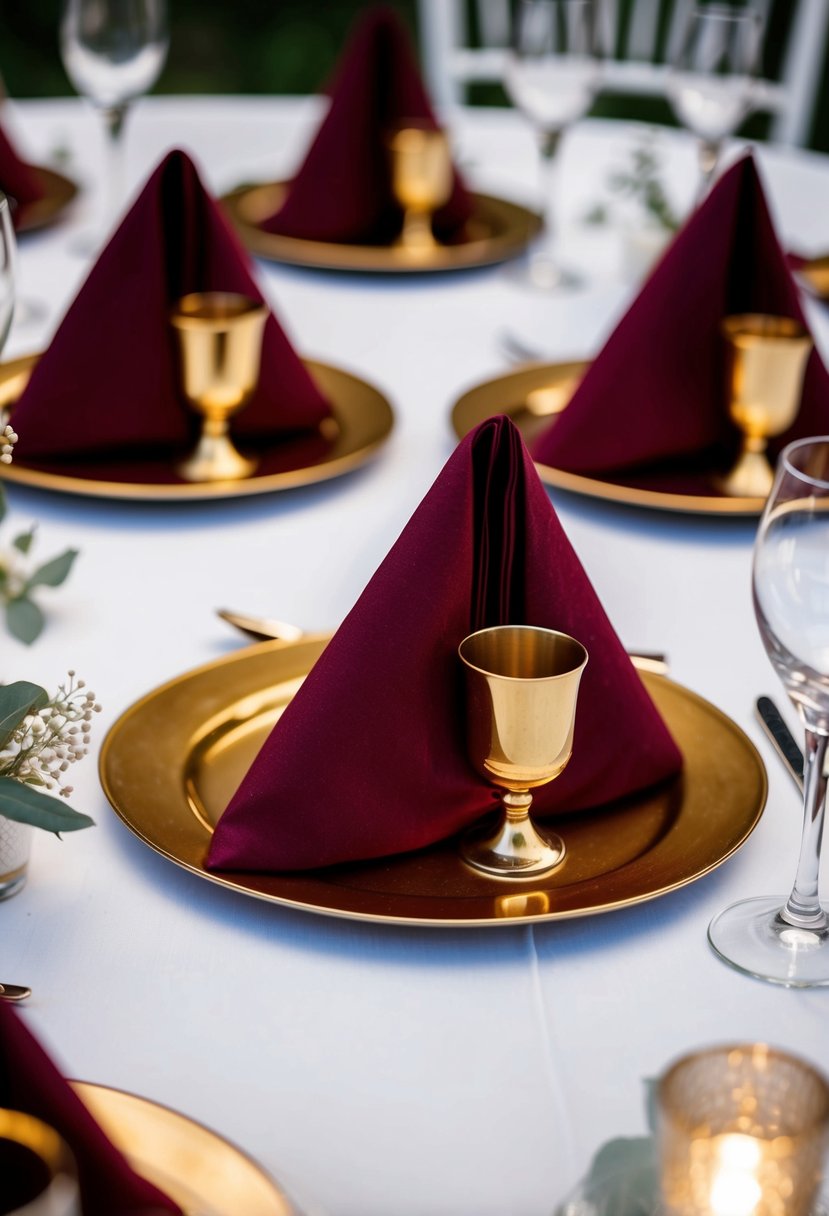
[72,1081,293,1215]
[794,255,829,301]
[99,634,767,928]
[221,181,542,273]
[452,361,766,515]
[0,353,393,501]
[16,166,78,234]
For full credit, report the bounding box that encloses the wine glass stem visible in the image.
[102,103,129,234]
[696,139,720,203]
[537,128,563,266]
[781,727,829,929]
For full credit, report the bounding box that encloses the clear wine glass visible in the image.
[504,0,600,289]
[708,436,829,987]
[59,0,168,251]
[0,192,16,356]
[667,5,763,201]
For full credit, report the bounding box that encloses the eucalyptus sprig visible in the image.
[0,424,78,644]
[0,674,98,834]
[584,134,682,234]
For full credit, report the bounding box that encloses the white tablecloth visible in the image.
[3,96,829,1216]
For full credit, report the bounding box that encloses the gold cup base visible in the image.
[718,447,775,499]
[177,433,259,483]
[460,814,566,880]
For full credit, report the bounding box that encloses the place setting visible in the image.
[0,109,78,235]
[100,415,767,927]
[0,149,394,501]
[453,155,829,515]
[220,8,542,275]
[0,999,294,1215]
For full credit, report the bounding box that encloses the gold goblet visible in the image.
[459,624,588,879]
[170,292,268,483]
[720,315,813,499]
[387,124,453,253]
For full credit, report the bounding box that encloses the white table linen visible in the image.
[2,96,829,1216]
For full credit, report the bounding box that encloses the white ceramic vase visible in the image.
[0,816,32,899]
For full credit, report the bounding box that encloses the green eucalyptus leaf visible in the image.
[564,1136,657,1216]
[0,777,94,833]
[13,528,35,554]
[6,596,45,645]
[26,548,78,590]
[0,681,48,749]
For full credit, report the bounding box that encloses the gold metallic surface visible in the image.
[71,1082,293,1215]
[0,1108,73,1176]
[656,1046,829,1216]
[99,635,767,927]
[171,292,268,482]
[451,361,769,515]
[720,315,813,499]
[221,182,542,273]
[387,126,453,252]
[16,167,78,235]
[459,626,587,878]
[0,353,393,500]
[793,256,829,301]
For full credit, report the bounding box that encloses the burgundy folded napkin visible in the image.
[0,119,45,220]
[207,416,682,873]
[12,149,332,463]
[260,6,474,245]
[0,1002,179,1215]
[531,155,829,479]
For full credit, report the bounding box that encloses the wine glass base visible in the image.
[708,896,829,987]
[460,816,566,880]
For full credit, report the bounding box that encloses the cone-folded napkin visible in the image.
[531,156,829,480]
[207,416,681,873]
[12,149,331,462]
[261,6,473,245]
[0,1002,179,1214]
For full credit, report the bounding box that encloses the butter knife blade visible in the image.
[755,696,804,791]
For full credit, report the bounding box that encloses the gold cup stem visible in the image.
[398,206,438,252]
[720,433,774,499]
[179,411,257,483]
[461,788,566,879]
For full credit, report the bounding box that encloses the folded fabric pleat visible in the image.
[207,416,682,874]
[531,156,829,478]
[260,6,473,245]
[12,149,332,462]
[0,1002,180,1215]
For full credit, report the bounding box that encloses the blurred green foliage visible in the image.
[0,0,826,149]
[0,1,417,98]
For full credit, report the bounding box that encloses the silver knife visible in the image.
[755,696,804,791]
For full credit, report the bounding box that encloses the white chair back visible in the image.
[416,0,829,146]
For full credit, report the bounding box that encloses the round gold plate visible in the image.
[221,182,542,273]
[794,256,829,301]
[0,353,393,500]
[71,1081,293,1215]
[17,166,78,234]
[99,635,767,928]
[451,361,767,515]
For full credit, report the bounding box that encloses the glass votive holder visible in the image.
[656,1044,829,1216]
